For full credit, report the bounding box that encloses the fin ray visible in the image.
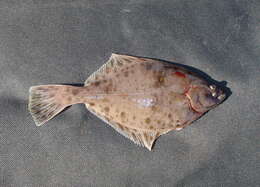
[84,53,145,86]
[29,85,68,126]
[85,104,160,150]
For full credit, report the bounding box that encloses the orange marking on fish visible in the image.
[174,71,186,78]
[183,86,191,95]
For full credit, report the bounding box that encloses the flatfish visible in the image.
[29,54,226,150]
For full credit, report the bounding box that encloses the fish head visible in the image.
[186,82,226,113]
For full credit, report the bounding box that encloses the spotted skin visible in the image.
[81,55,200,133]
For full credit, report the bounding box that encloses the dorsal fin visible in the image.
[84,53,146,86]
[85,103,161,150]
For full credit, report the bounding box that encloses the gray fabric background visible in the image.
[0,0,259,186]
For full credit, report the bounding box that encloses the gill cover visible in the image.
[186,84,226,113]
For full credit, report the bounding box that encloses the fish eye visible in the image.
[209,85,216,90]
[212,92,217,97]
[217,93,226,100]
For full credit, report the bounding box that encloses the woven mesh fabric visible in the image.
[0,1,259,186]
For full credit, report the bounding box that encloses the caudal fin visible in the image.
[28,85,69,126]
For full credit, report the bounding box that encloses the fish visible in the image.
[28,53,226,150]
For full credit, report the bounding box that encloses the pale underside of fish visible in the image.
[28,54,226,150]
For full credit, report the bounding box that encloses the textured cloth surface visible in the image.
[0,1,259,186]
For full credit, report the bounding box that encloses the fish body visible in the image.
[29,54,226,150]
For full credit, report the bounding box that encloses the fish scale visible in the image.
[28,53,226,150]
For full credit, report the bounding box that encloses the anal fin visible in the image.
[85,104,160,150]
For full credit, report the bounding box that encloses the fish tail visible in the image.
[28,85,82,126]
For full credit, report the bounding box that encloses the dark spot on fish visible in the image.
[67,97,72,102]
[133,116,136,120]
[154,78,164,88]
[158,75,165,83]
[94,81,101,86]
[124,126,129,131]
[102,98,109,102]
[65,87,70,92]
[145,118,151,124]
[104,106,110,112]
[124,71,129,77]
[167,123,174,128]
[117,61,123,66]
[151,106,157,111]
[104,84,113,93]
[149,125,154,129]
[120,112,126,118]
[157,120,161,124]
[154,71,166,88]
[89,102,95,106]
[109,115,114,120]
[72,89,79,95]
[168,114,172,119]
[176,124,182,128]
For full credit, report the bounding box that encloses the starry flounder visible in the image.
[29,54,226,150]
